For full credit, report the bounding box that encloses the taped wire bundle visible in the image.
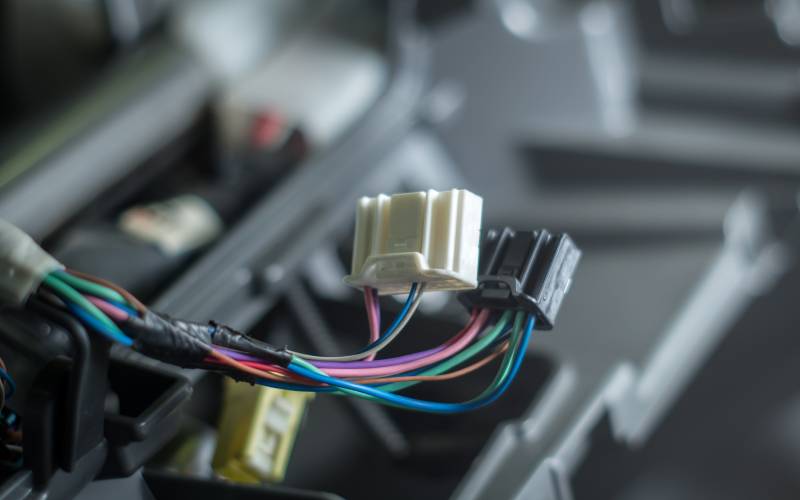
[35,270,536,414]
[0,215,576,415]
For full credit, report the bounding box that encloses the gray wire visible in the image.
[289,284,426,362]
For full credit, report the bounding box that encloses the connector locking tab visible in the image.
[458,228,580,330]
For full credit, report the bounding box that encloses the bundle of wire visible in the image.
[35,270,535,414]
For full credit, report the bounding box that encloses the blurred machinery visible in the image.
[0,1,800,499]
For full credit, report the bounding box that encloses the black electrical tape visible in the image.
[219,370,260,386]
[123,311,291,368]
[207,321,292,367]
[123,311,212,366]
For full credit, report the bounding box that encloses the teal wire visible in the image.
[261,314,535,413]
[65,301,134,346]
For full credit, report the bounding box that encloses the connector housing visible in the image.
[0,219,63,305]
[212,381,313,484]
[458,228,581,330]
[344,189,483,295]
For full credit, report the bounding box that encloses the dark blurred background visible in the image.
[3,1,800,499]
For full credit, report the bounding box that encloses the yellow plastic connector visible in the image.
[212,380,313,484]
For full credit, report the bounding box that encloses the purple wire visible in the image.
[313,314,484,368]
[215,340,448,368]
[215,295,482,371]
[312,345,448,368]
[215,346,263,363]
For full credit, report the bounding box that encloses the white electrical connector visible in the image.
[0,219,63,305]
[344,189,483,295]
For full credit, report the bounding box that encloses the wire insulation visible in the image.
[65,302,134,346]
[36,267,540,414]
[52,270,126,305]
[280,314,535,413]
[353,342,509,384]
[66,269,147,314]
[363,287,380,361]
[85,296,130,322]
[313,309,491,378]
[43,275,133,345]
[289,283,424,361]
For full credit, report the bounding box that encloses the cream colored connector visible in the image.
[344,189,483,295]
[0,219,63,305]
[212,381,313,484]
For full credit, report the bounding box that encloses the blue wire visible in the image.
[285,315,535,413]
[377,282,417,341]
[355,283,418,353]
[255,379,336,393]
[390,322,513,379]
[0,369,15,399]
[253,322,517,395]
[66,302,134,346]
[286,284,417,363]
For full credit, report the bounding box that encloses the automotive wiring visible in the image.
[31,268,537,414]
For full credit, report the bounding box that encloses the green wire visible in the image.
[483,311,525,394]
[291,357,386,403]
[320,312,524,408]
[290,311,509,389]
[42,275,121,333]
[290,310,526,407]
[379,310,514,393]
[50,270,127,305]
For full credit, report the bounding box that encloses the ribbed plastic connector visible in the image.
[458,228,581,330]
[344,189,483,295]
[213,380,313,483]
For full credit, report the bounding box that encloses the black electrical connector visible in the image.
[458,228,581,330]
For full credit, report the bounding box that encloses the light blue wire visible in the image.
[66,302,134,346]
[285,314,535,414]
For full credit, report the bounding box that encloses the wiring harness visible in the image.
[34,272,535,414]
[0,193,580,414]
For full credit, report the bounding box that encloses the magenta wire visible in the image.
[212,314,485,374]
[371,289,380,330]
[364,287,380,361]
[215,346,261,362]
[214,334,468,368]
[312,310,481,369]
[86,295,129,322]
[313,346,445,369]
[313,309,490,378]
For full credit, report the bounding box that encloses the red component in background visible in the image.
[250,111,285,149]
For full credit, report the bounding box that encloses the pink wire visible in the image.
[312,309,480,369]
[364,287,380,361]
[86,295,129,322]
[318,309,490,378]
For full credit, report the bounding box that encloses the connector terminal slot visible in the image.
[458,228,581,329]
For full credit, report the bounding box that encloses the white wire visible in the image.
[290,284,426,362]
